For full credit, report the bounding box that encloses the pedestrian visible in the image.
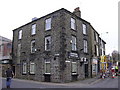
[111,67,115,78]
[115,65,118,76]
[5,67,14,88]
[100,69,103,78]
[106,69,110,77]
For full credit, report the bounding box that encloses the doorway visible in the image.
[84,64,89,78]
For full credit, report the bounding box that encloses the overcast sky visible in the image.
[0,0,118,55]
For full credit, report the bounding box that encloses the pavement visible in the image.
[2,76,102,85]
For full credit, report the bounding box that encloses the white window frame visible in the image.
[72,62,77,74]
[31,40,35,53]
[45,61,51,74]
[18,30,22,39]
[96,45,99,56]
[71,18,76,30]
[72,36,77,51]
[82,24,87,35]
[31,24,36,35]
[84,40,88,53]
[45,36,51,51]
[45,18,51,30]
[23,63,27,74]
[96,33,98,42]
[30,62,35,74]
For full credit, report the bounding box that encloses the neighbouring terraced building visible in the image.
[12,7,106,82]
[0,36,12,77]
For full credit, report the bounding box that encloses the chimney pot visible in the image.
[74,7,80,11]
[73,7,81,17]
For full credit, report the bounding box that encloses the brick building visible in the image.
[12,7,106,82]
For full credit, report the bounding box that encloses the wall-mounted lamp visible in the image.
[80,57,84,66]
[80,57,88,66]
[54,53,60,60]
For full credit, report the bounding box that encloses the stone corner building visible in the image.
[12,7,106,83]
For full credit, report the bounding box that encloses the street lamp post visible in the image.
[100,32,108,56]
[100,32,108,71]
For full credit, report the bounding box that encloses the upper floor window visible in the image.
[18,30,22,39]
[94,32,96,41]
[22,62,27,74]
[17,43,21,57]
[45,18,51,30]
[83,40,88,53]
[30,62,35,74]
[96,45,99,56]
[45,36,51,51]
[82,24,87,35]
[31,24,36,35]
[94,45,97,56]
[96,33,98,42]
[71,36,77,51]
[31,40,35,53]
[71,18,76,30]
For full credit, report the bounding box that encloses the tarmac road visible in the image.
[1,76,118,88]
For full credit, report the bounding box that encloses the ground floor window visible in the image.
[72,62,77,74]
[45,60,51,74]
[30,62,35,74]
[92,64,98,75]
[22,62,27,74]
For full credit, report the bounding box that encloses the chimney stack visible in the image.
[32,17,38,21]
[73,7,81,17]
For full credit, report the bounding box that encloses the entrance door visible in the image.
[44,74,51,82]
[84,64,89,78]
[12,66,15,75]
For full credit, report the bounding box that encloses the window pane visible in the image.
[45,18,51,30]
[46,63,50,73]
[45,36,51,50]
[23,63,27,74]
[72,36,77,51]
[18,30,22,39]
[96,45,99,56]
[31,40,35,53]
[84,40,88,53]
[30,63,35,74]
[83,24,86,34]
[71,18,76,30]
[72,62,77,73]
[32,24,36,35]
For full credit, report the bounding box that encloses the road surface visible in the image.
[1,76,118,88]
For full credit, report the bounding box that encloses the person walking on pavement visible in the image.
[115,65,118,76]
[111,67,115,78]
[5,67,14,88]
